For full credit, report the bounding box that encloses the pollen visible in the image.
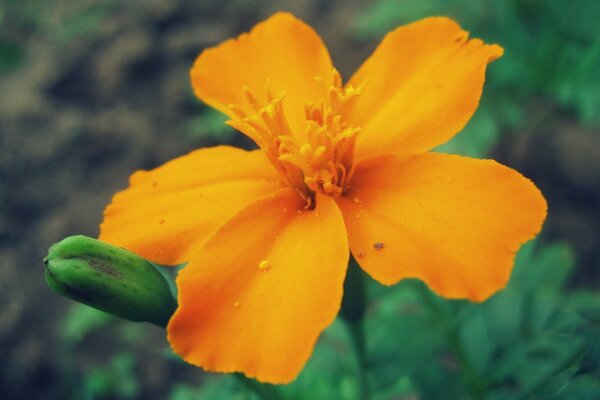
[258,259,270,271]
[227,69,363,204]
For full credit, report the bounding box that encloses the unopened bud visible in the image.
[44,235,177,327]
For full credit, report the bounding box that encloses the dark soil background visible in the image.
[1,1,598,399]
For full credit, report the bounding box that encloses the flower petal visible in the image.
[191,12,333,133]
[347,17,503,159]
[167,191,349,383]
[338,153,546,301]
[99,146,280,265]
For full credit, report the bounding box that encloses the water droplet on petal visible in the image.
[357,249,365,257]
[234,302,240,308]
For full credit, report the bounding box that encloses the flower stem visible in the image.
[415,284,486,400]
[341,259,370,400]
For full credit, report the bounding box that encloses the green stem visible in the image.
[234,373,282,400]
[415,284,486,400]
[340,259,369,400]
[347,319,368,400]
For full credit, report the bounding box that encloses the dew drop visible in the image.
[159,219,165,224]
[357,249,365,257]
[283,208,288,214]
[234,302,240,308]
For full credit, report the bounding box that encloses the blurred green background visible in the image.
[1,0,599,399]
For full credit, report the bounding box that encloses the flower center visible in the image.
[227,69,362,206]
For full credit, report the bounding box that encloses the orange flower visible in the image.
[99,13,546,383]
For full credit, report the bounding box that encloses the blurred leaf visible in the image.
[281,320,356,400]
[170,384,204,400]
[61,303,114,344]
[435,103,499,157]
[191,375,256,400]
[182,109,236,144]
[510,242,574,294]
[53,2,117,44]
[84,353,140,399]
[0,40,25,73]
[366,280,455,399]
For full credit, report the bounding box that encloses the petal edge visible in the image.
[338,153,546,301]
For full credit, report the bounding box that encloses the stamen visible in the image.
[228,69,362,201]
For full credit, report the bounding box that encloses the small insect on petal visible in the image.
[373,242,385,251]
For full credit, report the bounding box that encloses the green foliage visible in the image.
[435,100,500,158]
[61,303,115,343]
[0,0,116,76]
[0,39,25,72]
[56,304,150,400]
[182,107,237,144]
[83,353,141,399]
[362,241,600,399]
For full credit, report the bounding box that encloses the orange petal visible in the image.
[191,12,333,133]
[347,17,503,159]
[167,191,349,383]
[99,146,280,265]
[338,153,546,301]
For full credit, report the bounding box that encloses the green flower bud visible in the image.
[44,235,177,327]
